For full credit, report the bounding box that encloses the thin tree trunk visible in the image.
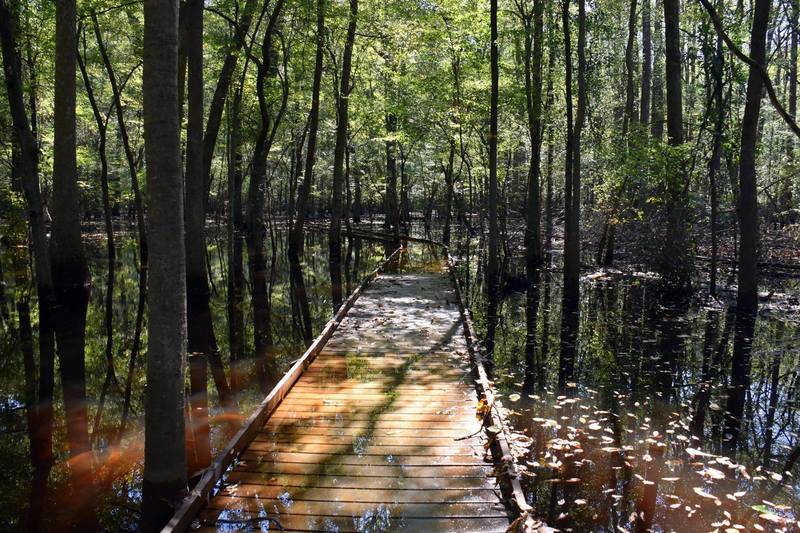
[523,0,545,272]
[661,0,691,292]
[0,2,57,494]
[724,0,770,455]
[623,0,638,134]
[184,0,237,415]
[780,0,797,225]
[202,0,259,200]
[290,0,325,261]
[708,31,724,297]
[91,15,149,443]
[486,0,500,369]
[384,111,400,245]
[77,42,121,448]
[640,0,652,125]
[330,0,358,311]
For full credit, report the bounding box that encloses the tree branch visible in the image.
[699,0,800,138]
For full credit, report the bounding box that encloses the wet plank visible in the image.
[204,498,506,517]
[233,462,495,478]
[225,471,498,490]
[195,515,510,533]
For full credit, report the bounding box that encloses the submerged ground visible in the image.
[0,221,797,531]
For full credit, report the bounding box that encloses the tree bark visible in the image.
[661,0,691,292]
[184,0,237,414]
[522,0,545,272]
[623,0,638,135]
[290,0,325,261]
[559,0,582,391]
[781,0,798,225]
[640,0,652,125]
[384,111,400,245]
[51,3,96,524]
[330,0,358,311]
[202,0,259,199]
[141,0,188,528]
[723,0,770,454]
[0,0,57,492]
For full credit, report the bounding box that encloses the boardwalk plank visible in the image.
[192,250,511,532]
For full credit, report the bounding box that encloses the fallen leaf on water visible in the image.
[686,447,715,458]
[693,487,718,500]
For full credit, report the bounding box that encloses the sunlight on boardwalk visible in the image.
[197,247,510,532]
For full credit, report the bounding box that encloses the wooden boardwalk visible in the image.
[170,244,519,532]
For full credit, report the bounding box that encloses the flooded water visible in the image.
[0,224,387,531]
[1,220,798,531]
[452,228,800,532]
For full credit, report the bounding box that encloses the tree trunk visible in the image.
[77,43,121,448]
[650,0,665,139]
[708,31,724,297]
[91,16,149,443]
[246,0,287,384]
[640,0,652,125]
[486,0,501,368]
[661,0,691,292]
[184,0,236,415]
[290,0,325,261]
[0,1,57,492]
[141,0,188,528]
[780,0,798,226]
[559,0,582,392]
[524,0,545,273]
[330,0,358,311]
[723,0,770,455]
[384,112,400,245]
[202,0,259,200]
[623,0,638,134]
[51,3,95,525]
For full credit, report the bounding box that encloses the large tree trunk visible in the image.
[184,0,237,416]
[723,0,770,455]
[51,2,95,525]
[141,0,188,529]
[330,0,358,311]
